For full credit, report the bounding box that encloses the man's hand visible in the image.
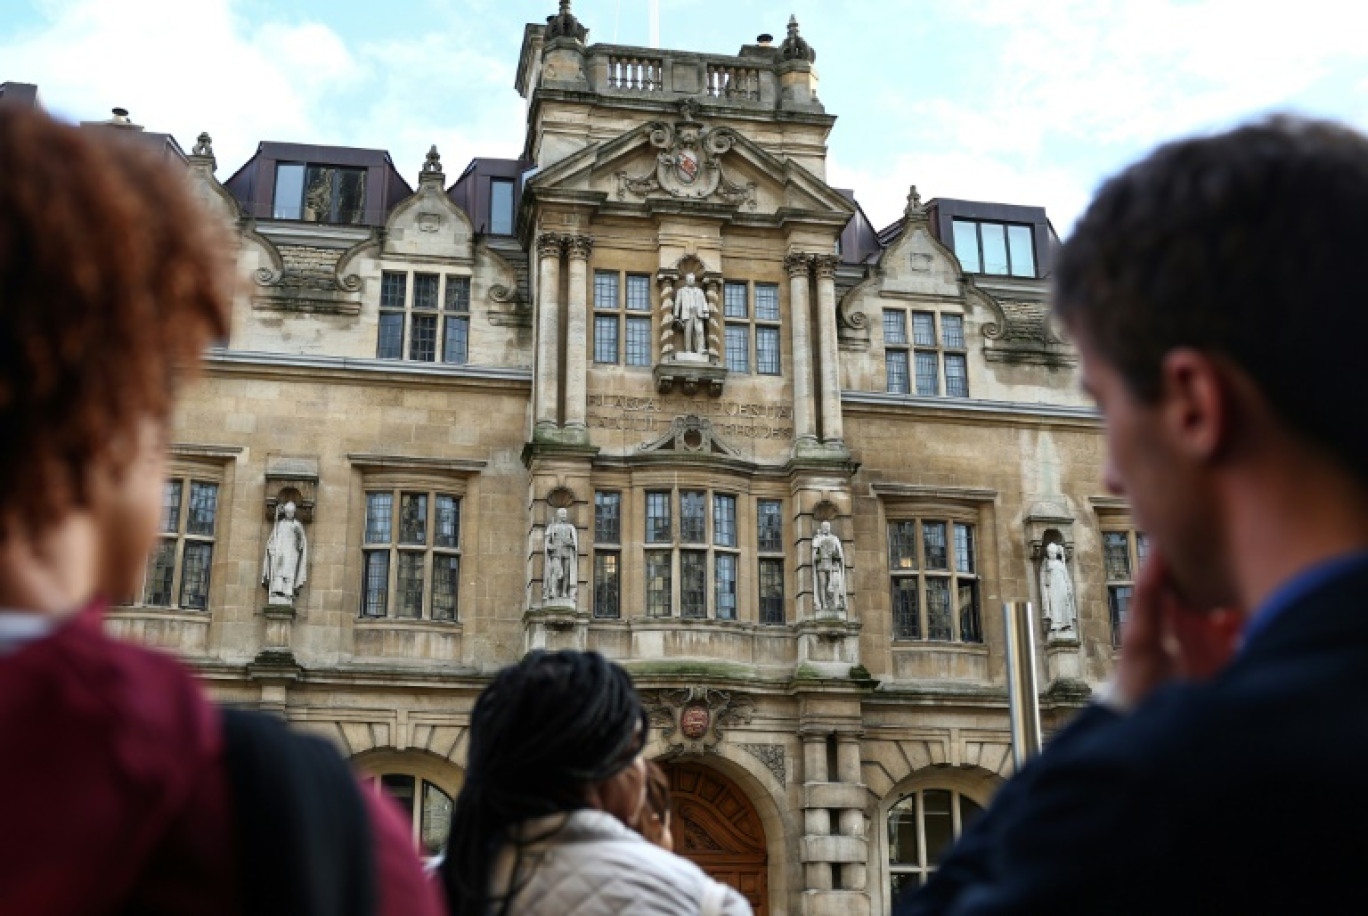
[1112,547,1244,709]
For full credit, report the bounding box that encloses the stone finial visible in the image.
[779,14,816,63]
[192,132,214,158]
[905,184,926,219]
[422,144,442,174]
[546,0,588,42]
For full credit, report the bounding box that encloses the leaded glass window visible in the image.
[361,488,461,621]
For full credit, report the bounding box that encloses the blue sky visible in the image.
[6,0,1367,233]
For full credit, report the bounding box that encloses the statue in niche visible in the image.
[673,273,710,358]
[543,508,579,604]
[1039,542,1078,636]
[812,521,847,613]
[262,500,308,606]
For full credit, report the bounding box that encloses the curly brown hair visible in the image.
[0,105,232,540]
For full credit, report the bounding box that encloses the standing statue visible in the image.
[543,507,579,604]
[812,521,847,614]
[262,500,308,606]
[1039,542,1078,635]
[673,273,709,357]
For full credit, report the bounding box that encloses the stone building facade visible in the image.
[92,7,1134,915]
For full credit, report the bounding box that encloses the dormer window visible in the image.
[951,219,1036,278]
[273,162,367,224]
[489,178,514,235]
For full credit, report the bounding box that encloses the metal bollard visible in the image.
[1003,601,1043,769]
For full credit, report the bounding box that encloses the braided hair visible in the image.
[439,650,647,915]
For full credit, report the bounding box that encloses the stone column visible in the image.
[836,733,867,891]
[785,253,817,446]
[813,254,844,446]
[801,730,832,891]
[563,235,593,433]
[534,234,564,432]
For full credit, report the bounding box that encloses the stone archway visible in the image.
[665,760,769,916]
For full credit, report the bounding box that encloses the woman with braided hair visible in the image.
[439,650,751,916]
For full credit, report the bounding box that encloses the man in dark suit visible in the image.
[900,117,1368,914]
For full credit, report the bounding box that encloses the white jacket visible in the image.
[488,809,754,916]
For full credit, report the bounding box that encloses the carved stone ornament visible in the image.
[642,687,756,754]
[421,144,443,174]
[191,132,214,160]
[638,415,741,456]
[616,111,757,210]
[545,0,588,42]
[737,743,787,785]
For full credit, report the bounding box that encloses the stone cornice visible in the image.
[841,390,1101,429]
[203,349,532,391]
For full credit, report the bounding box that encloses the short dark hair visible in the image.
[1055,116,1368,473]
[0,106,231,540]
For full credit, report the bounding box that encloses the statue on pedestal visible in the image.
[673,273,710,357]
[262,501,308,606]
[543,508,578,605]
[1039,542,1078,636]
[812,521,847,614]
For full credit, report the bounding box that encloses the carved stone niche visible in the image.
[264,455,320,523]
[1024,500,1075,561]
[642,687,755,756]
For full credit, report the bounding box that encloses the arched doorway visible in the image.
[665,760,769,916]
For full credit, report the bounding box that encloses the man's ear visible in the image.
[1158,348,1233,462]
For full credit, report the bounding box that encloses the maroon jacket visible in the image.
[0,605,444,916]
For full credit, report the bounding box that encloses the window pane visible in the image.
[1007,224,1036,277]
[143,539,177,606]
[445,276,471,313]
[626,274,651,311]
[886,351,910,395]
[365,492,394,544]
[399,494,428,545]
[626,317,652,367]
[1135,532,1150,566]
[594,271,619,310]
[759,558,784,624]
[434,496,460,548]
[334,168,367,224]
[594,552,620,618]
[160,480,183,534]
[915,351,939,396]
[594,316,619,364]
[646,550,672,617]
[923,522,948,569]
[646,492,672,542]
[952,220,981,273]
[757,327,781,375]
[186,482,218,537]
[413,273,439,310]
[397,552,424,618]
[362,550,389,617]
[945,354,969,398]
[959,795,985,833]
[713,494,737,548]
[958,580,982,643]
[715,554,737,620]
[755,284,779,321]
[381,775,416,826]
[953,524,975,574]
[725,325,750,373]
[980,223,1009,275]
[680,491,706,543]
[272,163,305,219]
[926,578,952,640]
[1104,532,1132,580]
[892,577,919,639]
[377,312,404,360]
[912,313,936,347]
[941,314,965,349]
[431,555,459,621]
[724,281,748,318]
[883,310,907,345]
[1109,585,1132,646]
[924,790,955,865]
[381,272,407,308]
[888,521,918,570]
[409,314,437,362]
[443,316,469,365]
[420,782,454,858]
[888,796,921,865]
[302,165,334,222]
[595,492,621,543]
[681,550,707,618]
[757,500,783,553]
[489,179,515,235]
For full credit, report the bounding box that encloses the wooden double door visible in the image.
[665,761,769,916]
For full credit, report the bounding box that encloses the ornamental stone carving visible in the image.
[616,110,757,210]
[643,687,756,755]
[563,234,594,260]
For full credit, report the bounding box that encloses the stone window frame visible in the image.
[882,307,969,398]
[1097,519,1147,648]
[756,498,786,625]
[887,514,983,643]
[376,270,472,365]
[593,269,653,367]
[722,279,783,376]
[593,490,622,619]
[353,749,466,862]
[883,784,987,902]
[641,486,746,621]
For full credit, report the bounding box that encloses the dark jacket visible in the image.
[900,561,1368,915]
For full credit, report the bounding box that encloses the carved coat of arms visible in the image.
[617,113,757,209]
